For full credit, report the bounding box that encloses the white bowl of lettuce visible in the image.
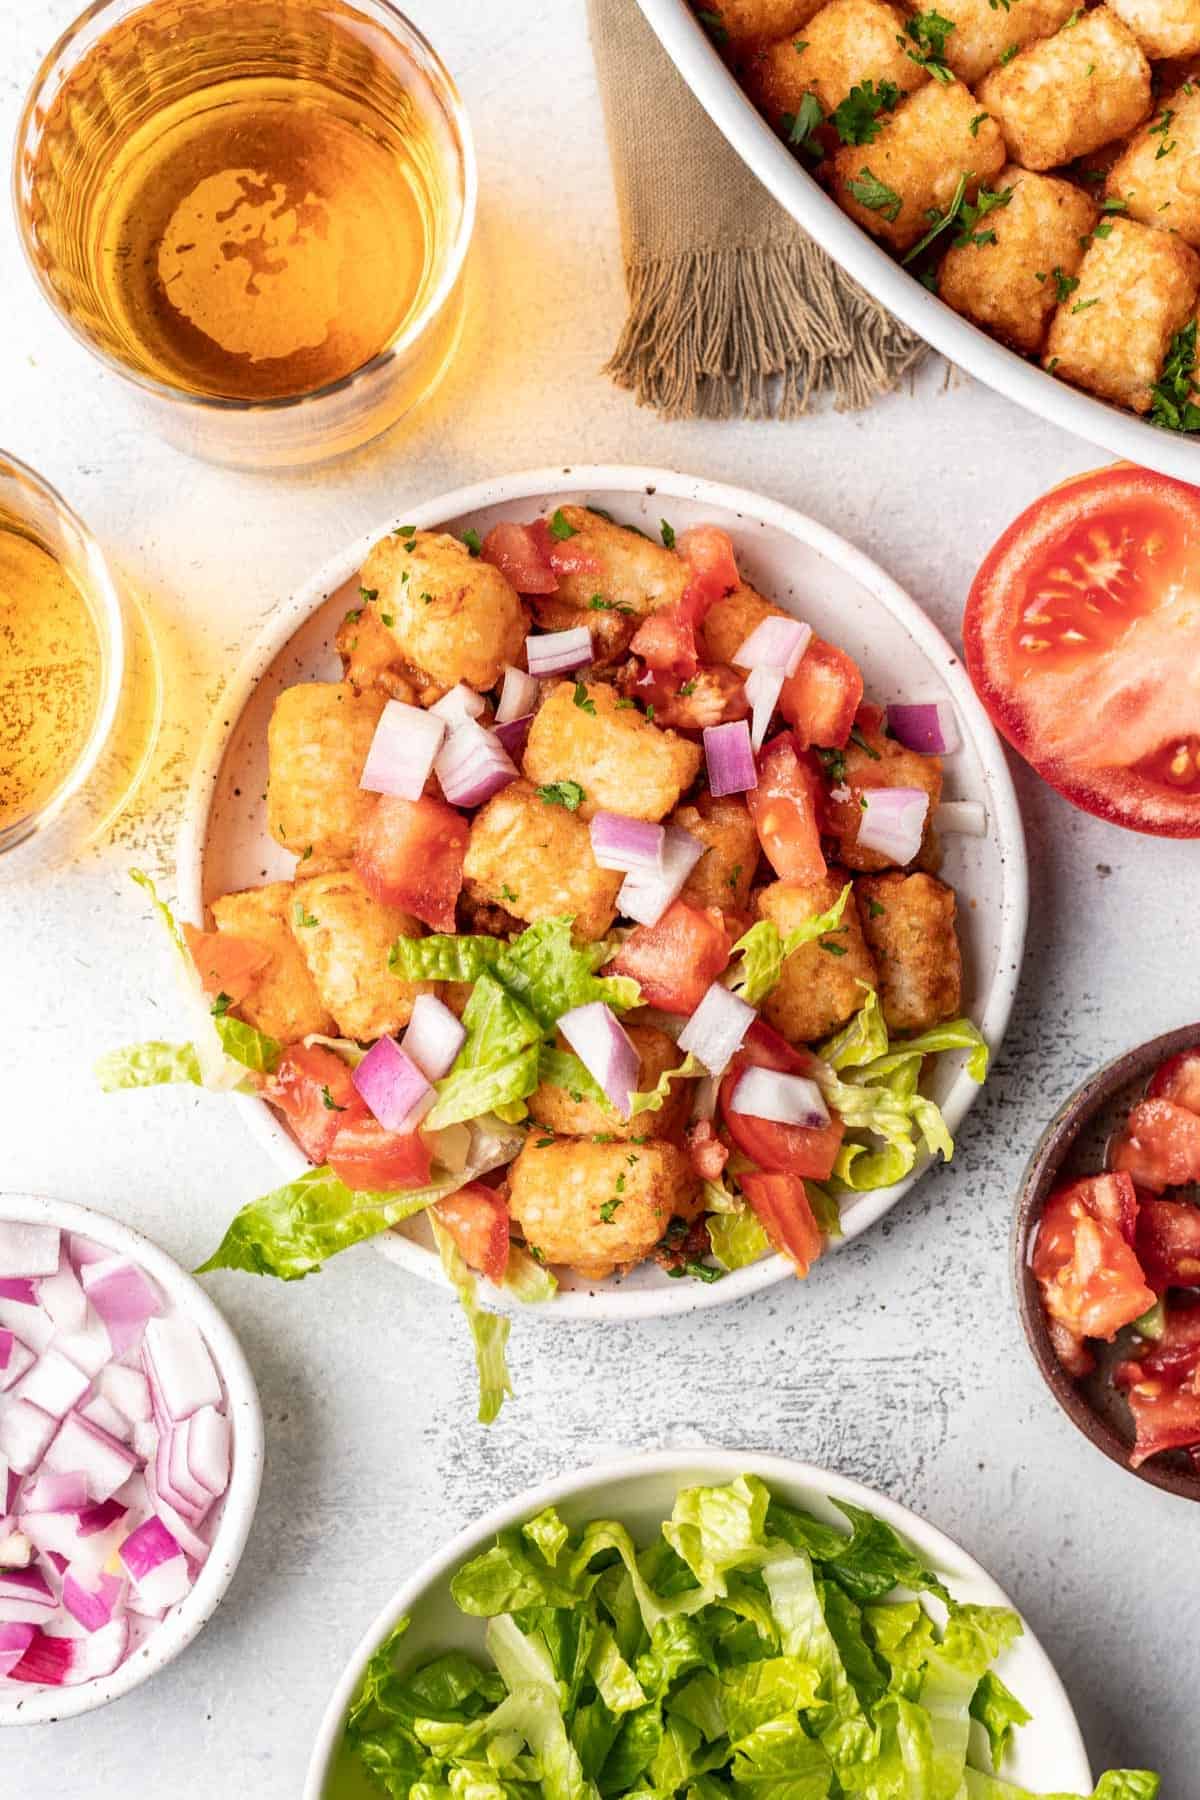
[303,1449,1154,1800]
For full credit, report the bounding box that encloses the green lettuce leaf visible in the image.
[390,934,508,982]
[214,1013,281,1074]
[537,1046,705,1119]
[96,1040,205,1091]
[824,1500,950,1606]
[818,986,889,1071]
[761,1551,876,1774]
[707,1206,771,1272]
[502,1246,558,1305]
[494,918,639,1028]
[431,1216,512,1426]
[729,1717,834,1800]
[728,885,852,1007]
[963,1772,1160,1800]
[427,975,544,1129]
[970,1670,1032,1772]
[663,1474,772,1595]
[522,1506,570,1568]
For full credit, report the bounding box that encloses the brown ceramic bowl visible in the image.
[1013,1023,1200,1504]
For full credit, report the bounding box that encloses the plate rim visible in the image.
[178,462,1028,1322]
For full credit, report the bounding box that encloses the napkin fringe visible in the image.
[606,242,925,419]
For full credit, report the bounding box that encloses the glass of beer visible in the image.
[14,0,476,469]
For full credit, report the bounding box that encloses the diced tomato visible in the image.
[1046,1317,1096,1380]
[1111,1098,1200,1192]
[677,526,740,612]
[1033,1182,1156,1342]
[433,1182,511,1282]
[327,1116,433,1193]
[267,1044,367,1165]
[622,661,749,730]
[780,637,864,750]
[480,521,558,595]
[719,1021,844,1182]
[1062,1171,1140,1246]
[686,1118,729,1181]
[182,924,270,1005]
[355,793,469,932]
[607,900,731,1014]
[528,517,603,581]
[628,529,739,681]
[1147,1049,1200,1116]
[1114,1300,1200,1387]
[630,605,702,681]
[740,1169,823,1277]
[746,732,827,884]
[1134,1197,1200,1290]
[1124,1374,1200,1468]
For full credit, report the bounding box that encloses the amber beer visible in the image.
[16,0,474,464]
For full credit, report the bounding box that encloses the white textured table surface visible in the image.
[2,2,1195,1793]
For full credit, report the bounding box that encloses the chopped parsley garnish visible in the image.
[1101,197,1127,212]
[1093,221,1113,238]
[462,528,482,557]
[849,723,882,759]
[501,884,518,903]
[831,79,901,146]
[548,508,577,541]
[901,11,955,79]
[868,898,886,918]
[321,1085,346,1112]
[536,780,585,810]
[588,593,635,614]
[1052,266,1079,302]
[667,1261,725,1283]
[816,745,847,782]
[573,681,597,714]
[210,991,233,1018]
[952,183,1013,249]
[697,7,727,41]
[902,173,967,264]
[679,678,698,696]
[381,613,395,627]
[783,91,825,158]
[820,937,849,956]
[794,37,808,52]
[294,903,318,928]
[660,518,676,548]
[968,110,989,136]
[300,845,313,862]
[1150,319,1200,432]
[360,586,378,602]
[343,607,362,624]
[728,863,742,889]
[1150,109,1177,159]
[535,1136,555,1148]
[645,703,656,722]
[847,167,903,221]
[599,1198,623,1223]
[395,524,416,538]
[1071,297,1099,313]
[998,42,1018,62]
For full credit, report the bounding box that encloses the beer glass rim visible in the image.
[11,0,478,418]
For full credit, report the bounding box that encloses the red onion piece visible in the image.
[9,1616,129,1686]
[53,1319,109,1377]
[36,1259,88,1334]
[119,1517,190,1611]
[61,1566,125,1634]
[677,984,756,1074]
[886,700,960,756]
[494,714,532,759]
[558,1003,640,1119]
[430,683,487,729]
[154,1431,207,1526]
[80,1258,163,1356]
[744,667,784,752]
[21,1471,88,1514]
[0,1279,37,1305]
[857,787,929,865]
[185,1408,230,1498]
[96,1363,152,1426]
[352,1037,435,1134]
[589,812,666,874]
[618,825,705,927]
[0,1622,34,1676]
[44,1413,137,1504]
[0,1330,34,1394]
[14,1348,92,1419]
[143,1470,210,1567]
[0,1225,59,1279]
[68,1234,110,1268]
[495,665,540,724]
[525,626,592,677]
[0,1563,56,1622]
[728,1066,829,1128]
[359,699,447,801]
[142,1317,222,1422]
[0,1401,57,1475]
[80,1393,133,1444]
[703,720,757,798]
[733,615,812,677]
[435,720,517,809]
[401,994,467,1082]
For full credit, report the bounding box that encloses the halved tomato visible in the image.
[719,1021,845,1182]
[746,732,827,884]
[1111,1098,1200,1192]
[327,1116,433,1193]
[780,637,864,750]
[480,521,558,595]
[432,1182,511,1282]
[964,465,1200,837]
[182,924,270,1005]
[1147,1048,1200,1116]
[355,793,469,932]
[607,900,731,1014]
[1032,1180,1156,1342]
[1134,1197,1200,1290]
[1124,1375,1200,1468]
[740,1169,823,1276]
[268,1043,367,1165]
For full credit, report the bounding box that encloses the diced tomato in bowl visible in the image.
[606,900,731,1015]
[1111,1099,1200,1192]
[480,521,558,595]
[719,1021,844,1184]
[1135,1198,1200,1291]
[1147,1049,1200,1115]
[355,793,469,932]
[1032,1176,1155,1344]
[327,1116,433,1193]
[780,637,863,751]
[268,1043,367,1165]
[433,1183,511,1283]
[746,733,827,885]
[183,924,270,1005]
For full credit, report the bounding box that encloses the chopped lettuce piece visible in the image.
[427,974,544,1128]
[523,1506,570,1567]
[728,885,851,1006]
[707,1206,771,1272]
[213,1014,281,1074]
[390,933,508,982]
[964,1772,1160,1800]
[495,917,639,1026]
[971,1670,1033,1772]
[96,1040,205,1091]
[431,1217,512,1425]
[538,1046,705,1119]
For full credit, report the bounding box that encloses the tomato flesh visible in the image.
[780,637,864,750]
[630,606,702,681]
[355,793,469,932]
[678,526,739,611]
[607,900,731,1014]
[1115,1299,1200,1387]
[1147,1049,1200,1116]
[719,1022,844,1182]
[740,1169,823,1276]
[268,1044,367,1165]
[183,924,270,1005]
[1110,1098,1200,1192]
[1123,1377,1200,1468]
[746,732,827,884]
[1135,1197,1200,1291]
[433,1182,511,1282]
[327,1116,433,1193]
[1032,1179,1155,1342]
[625,662,750,730]
[963,465,1200,837]
[529,517,603,582]
[481,521,558,595]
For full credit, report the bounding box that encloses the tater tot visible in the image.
[699,584,784,664]
[358,529,526,696]
[823,716,942,871]
[756,871,878,1044]
[1108,0,1200,56]
[699,0,827,47]
[855,872,962,1033]
[531,592,638,669]
[462,780,622,942]
[210,882,334,1044]
[545,506,689,616]
[905,0,1080,84]
[289,866,435,1041]
[938,166,1098,354]
[508,1138,700,1280]
[527,1023,690,1141]
[745,0,926,123]
[1107,86,1200,243]
[674,793,762,914]
[523,680,701,823]
[1043,215,1200,410]
[976,8,1151,171]
[267,682,386,861]
[831,80,1006,252]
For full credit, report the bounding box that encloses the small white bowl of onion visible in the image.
[0,1193,263,1724]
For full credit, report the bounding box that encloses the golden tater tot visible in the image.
[756,871,878,1044]
[1043,215,1200,411]
[938,167,1098,354]
[523,681,701,823]
[1107,85,1200,243]
[831,81,1006,252]
[699,0,827,47]
[463,780,622,942]
[906,0,1080,85]
[673,793,761,914]
[210,882,334,1044]
[544,506,690,616]
[823,717,942,871]
[358,529,526,696]
[267,682,386,861]
[508,1138,700,1280]
[855,872,962,1033]
[976,8,1151,171]
[699,584,786,665]
[531,592,638,669]
[745,0,926,123]
[289,866,435,1041]
[527,1023,690,1141]
[1108,0,1200,56]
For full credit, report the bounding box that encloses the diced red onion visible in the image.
[0,1401,57,1475]
[9,1616,129,1686]
[36,1259,88,1334]
[0,1279,37,1305]
[352,1036,435,1134]
[119,1517,190,1611]
[68,1234,110,1268]
[186,1408,231,1498]
[142,1317,222,1422]
[430,683,487,730]
[167,1427,213,1518]
[496,665,540,724]
[14,1348,92,1420]
[589,812,666,874]
[62,1566,125,1634]
[131,1421,157,1463]
[44,1413,137,1504]
[142,1472,210,1567]
[75,1498,128,1542]
[52,1319,109,1377]
[525,627,592,677]
[0,1224,59,1279]
[677,984,756,1074]
[401,994,467,1083]
[494,714,532,759]
[733,615,812,677]
[80,1394,133,1445]
[359,699,447,801]
[21,1471,87,1514]
[0,1563,56,1621]
[934,799,987,837]
[0,1330,34,1394]
[80,1258,163,1356]
[703,720,757,798]
[558,1003,641,1119]
[618,826,704,927]
[96,1363,152,1426]
[435,720,517,808]
[728,1066,830,1128]
[0,1622,34,1676]
[886,700,960,756]
[857,787,929,865]
[744,667,784,752]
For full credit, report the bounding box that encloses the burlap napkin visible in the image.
[589,0,925,419]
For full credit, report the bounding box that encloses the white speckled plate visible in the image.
[179,465,1027,1321]
[304,1448,1095,1799]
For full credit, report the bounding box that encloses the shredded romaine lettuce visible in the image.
[430,1216,513,1426]
[727,885,852,1006]
[537,1045,705,1119]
